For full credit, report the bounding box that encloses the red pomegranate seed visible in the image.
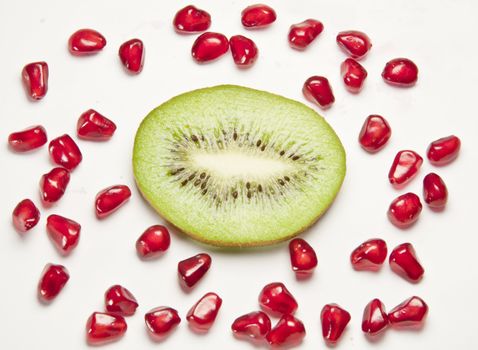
[389,243,424,283]
[49,134,82,170]
[191,32,229,63]
[321,303,351,344]
[388,150,423,187]
[231,311,271,340]
[95,185,131,219]
[8,125,47,152]
[178,253,211,289]
[86,312,127,345]
[229,35,258,68]
[12,199,40,233]
[39,167,70,204]
[77,109,117,141]
[423,173,448,209]
[266,314,306,347]
[46,214,81,255]
[289,238,318,275]
[145,307,181,340]
[358,115,392,153]
[388,192,422,228]
[68,29,106,55]
[427,135,461,165]
[388,296,428,328]
[259,282,298,316]
[288,19,324,50]
[336,31,372,59]
[186,292,222,332]
[38,263,69,302]
[362,298,389,335]
[241,4,277,28]
[341,58,367,93]
[22,62,48,100]
[105,285,138,316]
[350,238,388,271]
[302,76,335,109]
[136,225,171,259]
[382,58,418,87]
[119,39,144,74]
[173,5,211,33]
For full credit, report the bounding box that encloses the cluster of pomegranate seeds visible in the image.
[145,307,181,340]
[427,135,461,165]
[186,292,222,331]
[389,243,424,283]
[8,125,48,152]
[173,5,211,33]
[267,314,306,346]
[388,192,423,228]
[68,29,107,55]
[39,167,70,205]
[336,30,372,59]
[49,134,83,170]
[302,76,335,109]
[118,39,145,74]
[389,150,423,187]
[362,299,389,335]
[191,32,229,63]
[178,253,212,288]
[241,4,277,28]
[321,303,351,344]
[259,282,298,316]
[22,62,49,100]
[382,58,419,87]
[38,263,70,302]
[289,238,318,276]
[12,199,40,232]
[229,35,258,68]
[136,224,171,259]
[95,185,131,218]
[46,214,81,255]
[231,311,271,339]
[350,238,388,271]
[105,285,139,316]
[358,115,392,152]
[341,58,368,93]
[288,19,324,50]
[423,173,448,209]
[86,312,127,345]
[77,109,117,141]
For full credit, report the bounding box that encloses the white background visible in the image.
[1,0,477,348]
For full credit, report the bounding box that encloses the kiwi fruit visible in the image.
[133,85,345,247]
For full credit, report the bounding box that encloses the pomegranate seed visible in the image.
[49,134,82,171]
[336,30,372,59]
[382,58,418,87]
[321,303,351,344]
[68,29,106,55]
[388,296,428,328]
[39,167,70,205]
[38,263,69,302]
[350,238,388,271]
[105,285,139,316]
[389,243,424,283]
[358,115,392,153]
[302,76,335,109]
[22,62,48,100]
[173,5,211,33]
[266,314,306,347]
[341,58,367,93]
[231,311,271,340]
[388,150,423,187]
[77,109,117,141]
[191,32,229,63]
[388,192,422,228]
[95,185,131,219]
[423,173,448,209]
[288,19,324,50]
[186,292,222,332]
[136,225,171,259]
[145,307,181,340]
[178,253,211,289]
[259,282,298,316]
[86,312,127,345]
[229,35,258,68]
[289,238,318,275]
[46,214,81,255]
[362,298,389,335]
[8,125,47,152]
[427,135,461,166]
[12,199,40,233]
[241,4,277,29]
[119,39,144,74]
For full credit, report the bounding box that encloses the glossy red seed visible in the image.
[8,125,47,152]
[39,167,70,204]
[302,76,335,109]
[119,39,144,74]
[336,31,372,59]
[178,253,211,288]
[321,303,351,344]
[289,238,318,275]
[49,134,82,170]
[231,311,271,340]
[186,292,222,331]
[173,5,211,33]
[136,225,171,259]
[358,115,392,153]
[423,173,448,209]
[22,62,48,100]
[350,238,388,271]
[389,150,423,187]
[241,4,277,28]
[266,314,306,347]
[362,299,389,335]
[388,296,428,328]
[388,192,422,228]
[427,135,461,165]
[288,19,324,50]
[229,35,258,68]
[382,58,418,87]
[95,185,131,219]
[105,285,139,316]
[145,307,181,340]
[68,29,106,55]
[46,214,81,255]
[191,32,229,63]
[389,243,424,282]
[86,312,127,345]
[38,263,69,302]
[259,282,298,316]
[12,199,40,233]
[77,109,116,141]
[341,58,367,93]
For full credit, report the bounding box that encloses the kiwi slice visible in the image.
[133,85,345,247]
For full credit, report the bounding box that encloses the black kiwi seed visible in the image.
[278,179,285,186]
[194,179,201,186]
[188,173,196,181]
[256,140,262,147]
[246,182,251,189]
[280,150,285,156]
[233,132,238,140]
[292,155,300,161]
[258,184,263,192]
[202,189,207,195]
[181,179,188,186]
[232,191,238,199]
[200,172,206,179]
[261,145,266,151]
[201,182,207,189]
[284,176,290,182]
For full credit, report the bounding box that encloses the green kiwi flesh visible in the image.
[133,85,346,247]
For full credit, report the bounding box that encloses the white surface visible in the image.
[1,0,477,349]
